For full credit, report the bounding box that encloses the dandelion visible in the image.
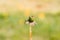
[24,9,31,17]
[38,12,45,20]
[2,13,9,19]
[25,16,36,26]
[25,16,36,40]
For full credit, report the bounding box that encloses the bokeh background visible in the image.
[0,0,60,40]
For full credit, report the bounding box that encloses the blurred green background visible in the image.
[0,11,60,40]
[0,0,60,40]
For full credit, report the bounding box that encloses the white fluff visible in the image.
[25,21,37,26]
[25,21,29,24]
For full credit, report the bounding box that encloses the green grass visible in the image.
[0,12,60,40]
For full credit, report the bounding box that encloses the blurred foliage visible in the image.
[0,13,9,20]
[0,11,60,40]
[0,14,5,19]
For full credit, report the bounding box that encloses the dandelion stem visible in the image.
[30,25,32,40]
